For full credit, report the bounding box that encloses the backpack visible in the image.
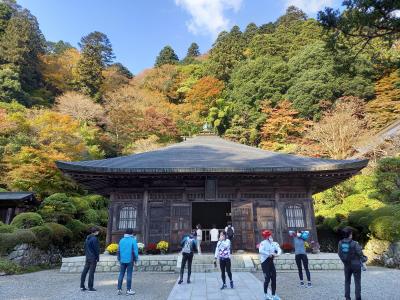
[182,237,193,254]
[226,226,234,239]
[339,240,355,263]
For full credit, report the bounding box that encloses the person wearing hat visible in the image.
[289,230,312,288]
[259,230,282,300]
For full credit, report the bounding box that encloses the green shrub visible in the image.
[0,258,22,274]
[71,196,90,213]
[65,219,88,241]
[81,194,108,210]
[0,229,37,255]
[370,216,400,242]
[375,157,400,203]
[10,212,44,229]
[81,209,99,224]
[44,223,73,246]
[39,193,77,224]
[97,209,108,227]
[0,223,16,233]
[31,225,53,250]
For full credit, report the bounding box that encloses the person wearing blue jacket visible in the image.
[117,228,139,296]
[80,227,100,292]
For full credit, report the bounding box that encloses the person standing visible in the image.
[289,230,312,287]
[338,227,367,300]
[259,230,282,300]
[117,228,139,296]
[225,223,235,253]
[210,224,219,253]
[178,230,197,284]
[214,231,234,290]
[196,224,202,255]
[80,227,100,292]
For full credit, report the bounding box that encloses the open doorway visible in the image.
[191,202,231,252]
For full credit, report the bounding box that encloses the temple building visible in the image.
[57,135,368,251]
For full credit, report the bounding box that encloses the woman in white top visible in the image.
[214,231,233,289]
[196,224,202,254]
[259,230,282,300]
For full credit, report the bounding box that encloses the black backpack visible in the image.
[226,226,234,239]
[338,240,355,263]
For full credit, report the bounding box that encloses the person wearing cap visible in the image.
[259,230,282,300]
[289,230,312,288]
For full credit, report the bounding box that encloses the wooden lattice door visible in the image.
[170,204,191,250]
[231,202,255,250]
[148,204,170,244]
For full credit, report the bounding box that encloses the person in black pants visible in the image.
[80,227,100,292]
[338,227,367,300]
[289,230,312,287]
[178,230,197,284]
[214,231,233,290]
[259,230,282,300]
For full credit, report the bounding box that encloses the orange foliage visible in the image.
[185,76,224,116]
[366,71,400,129]
[260,100,311,151]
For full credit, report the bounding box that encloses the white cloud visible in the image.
[175,0,242,37]
[285,0,334,14]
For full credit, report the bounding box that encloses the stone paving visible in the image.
[167,272,264,300]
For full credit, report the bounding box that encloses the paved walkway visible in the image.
[167,272,264,300]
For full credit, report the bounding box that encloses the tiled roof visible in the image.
[57,135,368,174]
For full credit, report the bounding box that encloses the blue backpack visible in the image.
[339,240,355,263]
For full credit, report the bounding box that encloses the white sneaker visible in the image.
[126,289,136,295]
[117,289,122,295]
[264,294,273,300]
[272,295,281,300]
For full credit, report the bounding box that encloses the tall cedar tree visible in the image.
[76,31,114,100]
[207,25,245,82]
[0,5,45,95]
[154,45,179,67]
[186,42,200,58]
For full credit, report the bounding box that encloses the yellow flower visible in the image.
[106,243,118,254]
[156,240,169,252]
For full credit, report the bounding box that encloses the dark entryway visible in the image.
[191,202,231,252]
[192,202,231,229]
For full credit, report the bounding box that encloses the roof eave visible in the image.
[56,159,369,175]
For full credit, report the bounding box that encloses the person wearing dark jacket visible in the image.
[80,227,100,292]
[178,230,197,284]
[338,227,367,300]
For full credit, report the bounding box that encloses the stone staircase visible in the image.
[175,254,255,273]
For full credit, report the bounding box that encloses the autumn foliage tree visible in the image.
[260,100,311,152]
[306,98,369,159]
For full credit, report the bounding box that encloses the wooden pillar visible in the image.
[106,194,114,245]
[274,188,283,244]
[142,187,149,245]
[307,187,319,243]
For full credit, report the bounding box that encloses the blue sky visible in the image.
[18,0,342,74]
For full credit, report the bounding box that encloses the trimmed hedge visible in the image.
[0,229,37,255]
[65,219,88,241]
[45,223,73,246]
[10,212,44,229]
[82,209,99,224]
[39,193,76,224]
[0,223,16,233]
[370,216,400,242]
[31,225,53,250]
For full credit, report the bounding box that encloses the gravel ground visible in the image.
[0,270,177,300]
[0,267,399,300]
[254,267,400,300]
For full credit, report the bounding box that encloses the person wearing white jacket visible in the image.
[214,231,234,290]
[259,230,282,300]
